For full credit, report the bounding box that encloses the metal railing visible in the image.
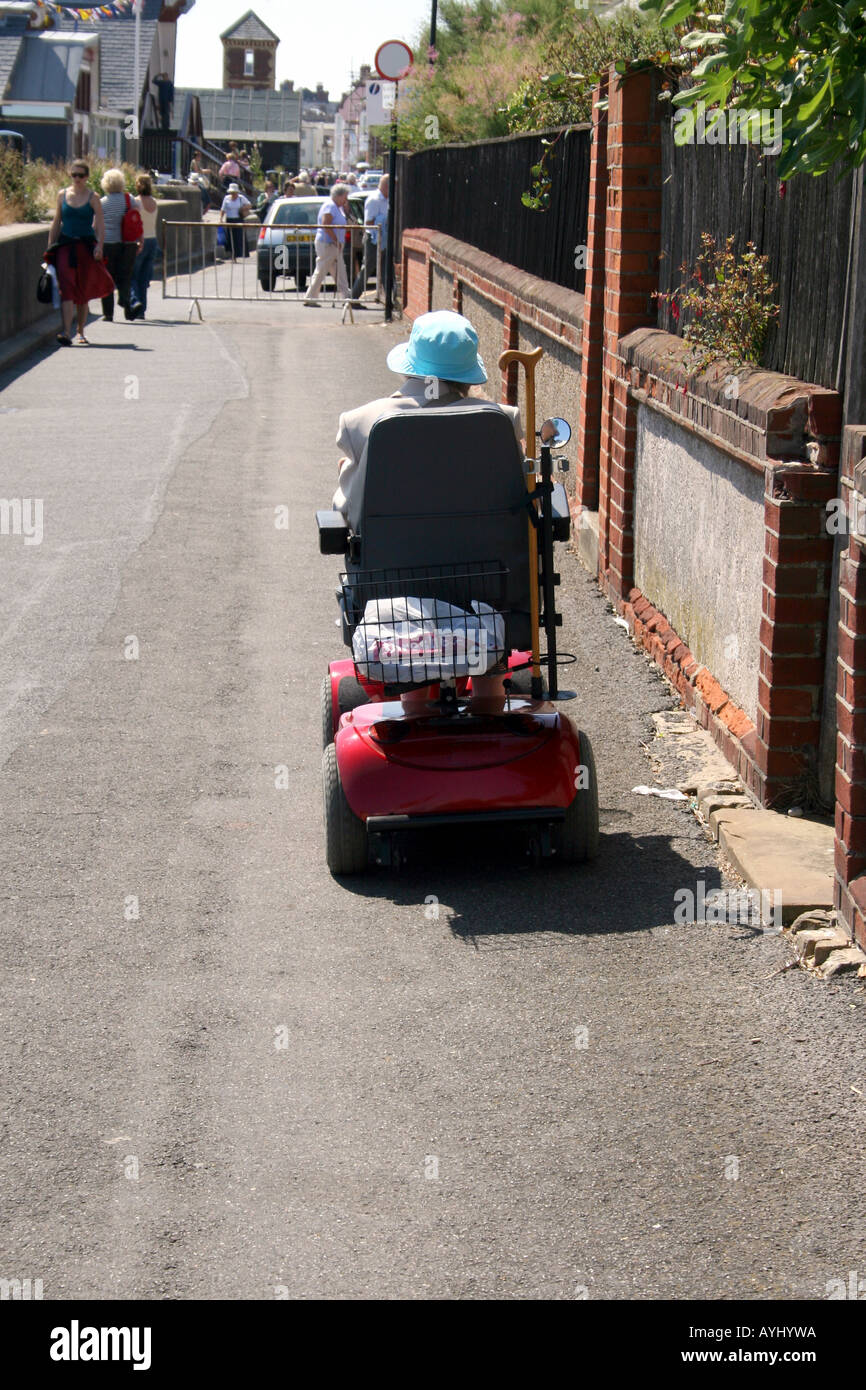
[161,220,385,307]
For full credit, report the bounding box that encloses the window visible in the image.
[75,68,91,112]
[244,49,254,77]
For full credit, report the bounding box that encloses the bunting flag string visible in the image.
[33,0,138,20]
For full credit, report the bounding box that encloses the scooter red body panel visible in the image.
[335,698,583,822]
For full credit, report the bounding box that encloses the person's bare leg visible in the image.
[76,302,88,339]
[469,673,508,714]
[59,300,75,340]
[400,684,434,714]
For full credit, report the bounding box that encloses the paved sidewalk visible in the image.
[0,298,864,1299]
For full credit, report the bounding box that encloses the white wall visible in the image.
[634,403,765,722]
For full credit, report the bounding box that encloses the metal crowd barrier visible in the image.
[160,220,384,311]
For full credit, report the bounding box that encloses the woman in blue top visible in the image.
[46,159,114,345]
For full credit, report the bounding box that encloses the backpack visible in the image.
[121,192,144,242]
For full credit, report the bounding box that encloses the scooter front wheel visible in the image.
[322,744,368,875]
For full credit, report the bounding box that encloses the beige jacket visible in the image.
[332,376,523,530]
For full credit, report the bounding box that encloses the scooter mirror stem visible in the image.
[538,441,559,700]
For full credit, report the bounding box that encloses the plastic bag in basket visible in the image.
[352,596,505,684]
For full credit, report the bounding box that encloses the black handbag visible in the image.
[36,267,54,304]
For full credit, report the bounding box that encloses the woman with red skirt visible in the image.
[45,160,116,345]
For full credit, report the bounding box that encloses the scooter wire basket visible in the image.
[341,562,511,689]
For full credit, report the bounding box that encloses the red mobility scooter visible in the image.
[317,388,599,875]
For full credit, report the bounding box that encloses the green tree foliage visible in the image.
[392,4,554,149]
[639,0,866,178]
[386,1,673,202]
[503,7,671,134]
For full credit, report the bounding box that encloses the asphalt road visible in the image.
[1,297,864,1301]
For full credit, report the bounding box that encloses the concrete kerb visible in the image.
[0,311,60,374]
[696,788,834,926]
[634,675,836,929]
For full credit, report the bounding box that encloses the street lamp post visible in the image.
[429,1,437,60]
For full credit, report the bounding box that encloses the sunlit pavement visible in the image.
[1,296,864,1299]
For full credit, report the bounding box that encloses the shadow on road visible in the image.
[72,342,155,352]
[334,828,721,943]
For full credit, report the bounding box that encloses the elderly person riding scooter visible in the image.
[332,310,521,527]
[332,310,524,713]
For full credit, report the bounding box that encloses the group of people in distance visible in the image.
[46,162,159,345]
[42,146,390,343]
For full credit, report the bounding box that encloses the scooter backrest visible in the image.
[358,404,532,646]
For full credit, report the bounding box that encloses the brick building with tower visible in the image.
[176,8,300,172]
[220,9,277,91]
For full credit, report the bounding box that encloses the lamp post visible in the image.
[429,1,437,61]
[133,0,142,141]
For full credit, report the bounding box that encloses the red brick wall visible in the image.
[576,66,842,812]
[402,240,433,322]
[401,72,849,824]
[835,425,866,948]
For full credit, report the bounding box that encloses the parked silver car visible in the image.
[256,194,368,292]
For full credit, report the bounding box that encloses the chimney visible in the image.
[359,64,371,83]
[280,79,294,93]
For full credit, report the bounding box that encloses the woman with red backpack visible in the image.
[45,159,116,345]
[99,168,143,322]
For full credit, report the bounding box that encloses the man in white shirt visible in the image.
[350,174,389,307]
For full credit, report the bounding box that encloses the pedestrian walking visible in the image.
[219,182,251,260]
[291,170,315,196]
[189,162,211,214]
[45,159,114,345]
[99,168,142,322]
[351,173,388,306]
[303,183,351,305]
[256,178,278,221]
[219,153,241,191]
[129,174,159,319]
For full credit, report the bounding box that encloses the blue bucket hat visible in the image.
[386,310,487,385]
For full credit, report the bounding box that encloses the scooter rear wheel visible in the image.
[322,744,368,874]
[558,730,599,863]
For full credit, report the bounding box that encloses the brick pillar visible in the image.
[575,70,608,513]
[757,465,837,806]
[597,64,663,601]
[834,426,866,948]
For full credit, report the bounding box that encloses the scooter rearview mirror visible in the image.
[539,417,572,447]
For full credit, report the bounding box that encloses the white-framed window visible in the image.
[244,49,254,77]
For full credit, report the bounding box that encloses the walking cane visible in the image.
[498,346,544,699]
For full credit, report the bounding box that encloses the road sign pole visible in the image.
[385,81,398,323]
[374,41,413,325]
